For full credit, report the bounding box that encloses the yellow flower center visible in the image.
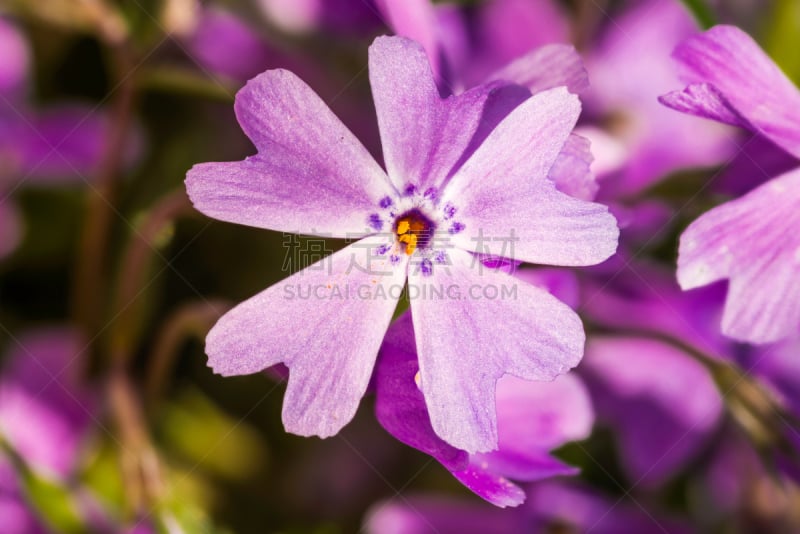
[396,212,431,255]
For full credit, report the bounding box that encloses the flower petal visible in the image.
[0,329,94,478]
[187,7,275,82]
[205,236,407,438]
[586,0,736,196]
[547,133,598,201]
[678,168,800,343]
[475,0,570,66]
[490,374,593,468]
[186,69,393,237]
[374,312,469,472]
[443,87,617,266]
[658,82,747,128]
[373,0,441,79]
[467,374,591,483]
[584,336,723,487]
[450,462,526,508]
[667,25,800,159]
[409,247,585,453]
[365,496,526,534]
[0,17,29,96]
[18,106,124,183]
[368,36,515,193]
[489,44,589,95]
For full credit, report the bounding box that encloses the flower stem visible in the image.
[144,299,230,409]
[71,42,137,362]
[108,189,193,368]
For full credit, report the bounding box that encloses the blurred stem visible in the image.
[108,362,164,516]
[108,189,193,368]
[137,67,235,102]
[679,0,716,30]
[71,43,137,362]
[104,190,193,518]
[574,0,607,51]
[145,299,230,408]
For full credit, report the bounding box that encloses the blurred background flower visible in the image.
[1,0,799,532]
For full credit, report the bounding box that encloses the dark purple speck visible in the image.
[449,221,465,234]
[420,258,433,276]
[368,213,383,231]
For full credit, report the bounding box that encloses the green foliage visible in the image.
[764,0,800,85]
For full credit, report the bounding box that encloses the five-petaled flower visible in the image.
[185,36,618,453]
[660,25,800,344]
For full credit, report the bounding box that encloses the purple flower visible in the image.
[185,7,277,83]
[374,311,594,507]
[580,262,726,487]
[0,16,136,260]
[258,0,380,36]
[581,0,735,198]
[365,480,690,533]
[660,25,800,343]
[0,329,95,533]
[186,36,618,452]
[376,0,586,96]
[583,336,723,488]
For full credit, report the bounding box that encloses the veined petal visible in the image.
[667,25,800,159]
[374,312,469,472]
[489,44,589,95]
[443,87,617,266]
[472,450,577,483]
[451,462,526,508]
[658,82,747,128]
[678,168,800,343]
[205,236,407,438]
[368,36,514,192]
[187,69,394,237]
[186,153,387,238]
[410,248,585,453]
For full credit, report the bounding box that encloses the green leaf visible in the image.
[764,0,800,85]
[1,437,87,534]
[679,0,716,30]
